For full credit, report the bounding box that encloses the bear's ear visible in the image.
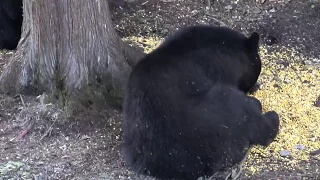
[247,32,260,50]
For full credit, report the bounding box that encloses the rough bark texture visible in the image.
[0,0,144,110]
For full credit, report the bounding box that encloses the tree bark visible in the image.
[0,0,144,110]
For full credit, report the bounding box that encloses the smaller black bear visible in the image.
[122,25,280,180]
[0,0,23,50]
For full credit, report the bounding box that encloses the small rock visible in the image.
[314,96,320,108]
[160,0,175,2]
[260,0,267,4]
[36,161,45,165]
[275,60,289,67]
[34,173,46,180]
[252,7,261,14]
[54,167,63,173]
[273,75,281,82]
[312,58,320,63]
[81,135,91,140]
[273,84,280,88]
[270,8,276,13]
[265,35,278,46]
[162,29,169,34]
[294,144,305,150]
[279,150,291,157]
[191,10,199,15]
[310,137,317,142]
[225,5,233,11]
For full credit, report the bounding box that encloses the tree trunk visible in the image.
[0,0,144,110]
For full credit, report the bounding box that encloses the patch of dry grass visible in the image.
[246,46,320,175]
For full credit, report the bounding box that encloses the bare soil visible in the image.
[0,0,319,180]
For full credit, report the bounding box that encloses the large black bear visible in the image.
[122,25,280,180]
[0,0,23,50]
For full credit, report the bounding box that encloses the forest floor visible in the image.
[1,0,320,180]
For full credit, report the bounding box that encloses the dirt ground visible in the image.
[0,0,320,180]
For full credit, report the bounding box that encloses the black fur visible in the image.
[122,25,279,180]
[0,0,23,50]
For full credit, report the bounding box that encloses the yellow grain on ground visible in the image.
[123,36,320,175]
[246,46,320,175]
[122,36,163,54]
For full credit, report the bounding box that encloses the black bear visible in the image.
[0,0,23,50]
[122,25,279,180]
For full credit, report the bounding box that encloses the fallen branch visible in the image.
[204,13,227,27]
[39,119,56,141]
[14,94,27,107]
[225,147,252,180]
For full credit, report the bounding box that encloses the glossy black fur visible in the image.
[122,25,279,180]
[0,0,23,50]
